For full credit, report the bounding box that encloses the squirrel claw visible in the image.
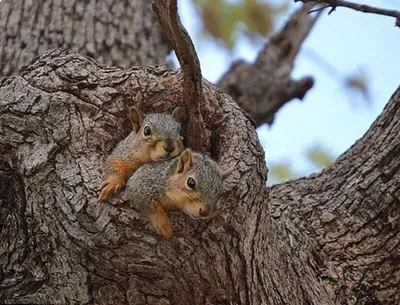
[98,175,125,201]
[99,180,110,190]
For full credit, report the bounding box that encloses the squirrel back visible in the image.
[124,149,223,238]
[124,157,175,212]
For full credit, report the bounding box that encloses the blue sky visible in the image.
[178,0,400,179]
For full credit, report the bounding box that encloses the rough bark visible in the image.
[153,0,209,152]
[0,0,169,77]
[1,49,399,305]
[0,0,321,129]
[218,3,320,126]
[262,89,400,304]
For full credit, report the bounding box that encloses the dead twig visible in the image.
[308,4,331,14]
[296,0,400,26]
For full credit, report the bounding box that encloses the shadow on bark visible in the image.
[0,49,399,304]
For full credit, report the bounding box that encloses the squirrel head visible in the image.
[165,149,222,219]
[129,106,184,162]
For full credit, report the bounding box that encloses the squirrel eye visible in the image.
[187,177,196,189]
[143,125,151,136]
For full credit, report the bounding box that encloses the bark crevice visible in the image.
[0,44,398,305]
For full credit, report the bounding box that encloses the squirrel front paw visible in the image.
[148,201,174,239]
[155,219,174,239]
[98,175,125,201]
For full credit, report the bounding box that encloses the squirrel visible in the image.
[124,148,223,239]
[98,106,184,201]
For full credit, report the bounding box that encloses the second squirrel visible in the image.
[124,148,222,239]
[99,106,183,201]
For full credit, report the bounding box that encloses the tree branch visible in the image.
[1,49,266,303]
[153,0,209,151]
[265,86,400,304]
[2,48,399,305]
[296,0,400,26]
[218,3,320,126]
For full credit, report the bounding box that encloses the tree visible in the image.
[0,0,399,304]
[0,0,169,76]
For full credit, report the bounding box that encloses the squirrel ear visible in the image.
[175,149,193,174]
[171,106,185,124]
[129,106,144,133]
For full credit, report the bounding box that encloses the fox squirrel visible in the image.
[98,106,183,201]
[124,148,222,239]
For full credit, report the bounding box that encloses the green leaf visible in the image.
[241,0,273,36]
[269,162,297,183]
[305,146,334,169]
[196,0,236,48]
[193,0,289,49]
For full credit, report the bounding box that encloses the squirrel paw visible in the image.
[149,211,174,239]
[98,175,125,201]
[156,220,174,240]
[148,200,174,239]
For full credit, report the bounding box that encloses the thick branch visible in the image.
[153,0,208,151]
[296,0,400,26]
[263,86,400,304]
[218,3,319,126]
[1,48,399,304]
[0,49,266,304]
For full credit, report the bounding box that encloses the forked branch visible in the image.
[218,3,320,126]
[153,0,209,151]
[296,0,400,26]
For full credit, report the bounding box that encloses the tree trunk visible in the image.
[0,0,169,77]
[0,49,399,304]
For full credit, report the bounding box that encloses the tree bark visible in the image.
[217,3,319,126]
[0,0,322,129]
[0,0,169,77]
[0,49,399,304]
[153,0,209,152]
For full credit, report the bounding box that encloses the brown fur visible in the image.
[164,169,207,217]
[124,149,223,238]
[98,107,183,202]
[99,174,126,201]
[147,199,173,239]
[110,159,134,176]
[149,153,210,238]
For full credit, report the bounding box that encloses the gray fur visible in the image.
[124,152,222,212]
[124,158,178,212]
[144,113,181,138]
[193,154,222,208]
[106,132,136,173]
[110,132,136,159]
[105,112,181,174]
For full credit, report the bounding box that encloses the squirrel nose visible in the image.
[199,206,210,217]
[163,138,175,153]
